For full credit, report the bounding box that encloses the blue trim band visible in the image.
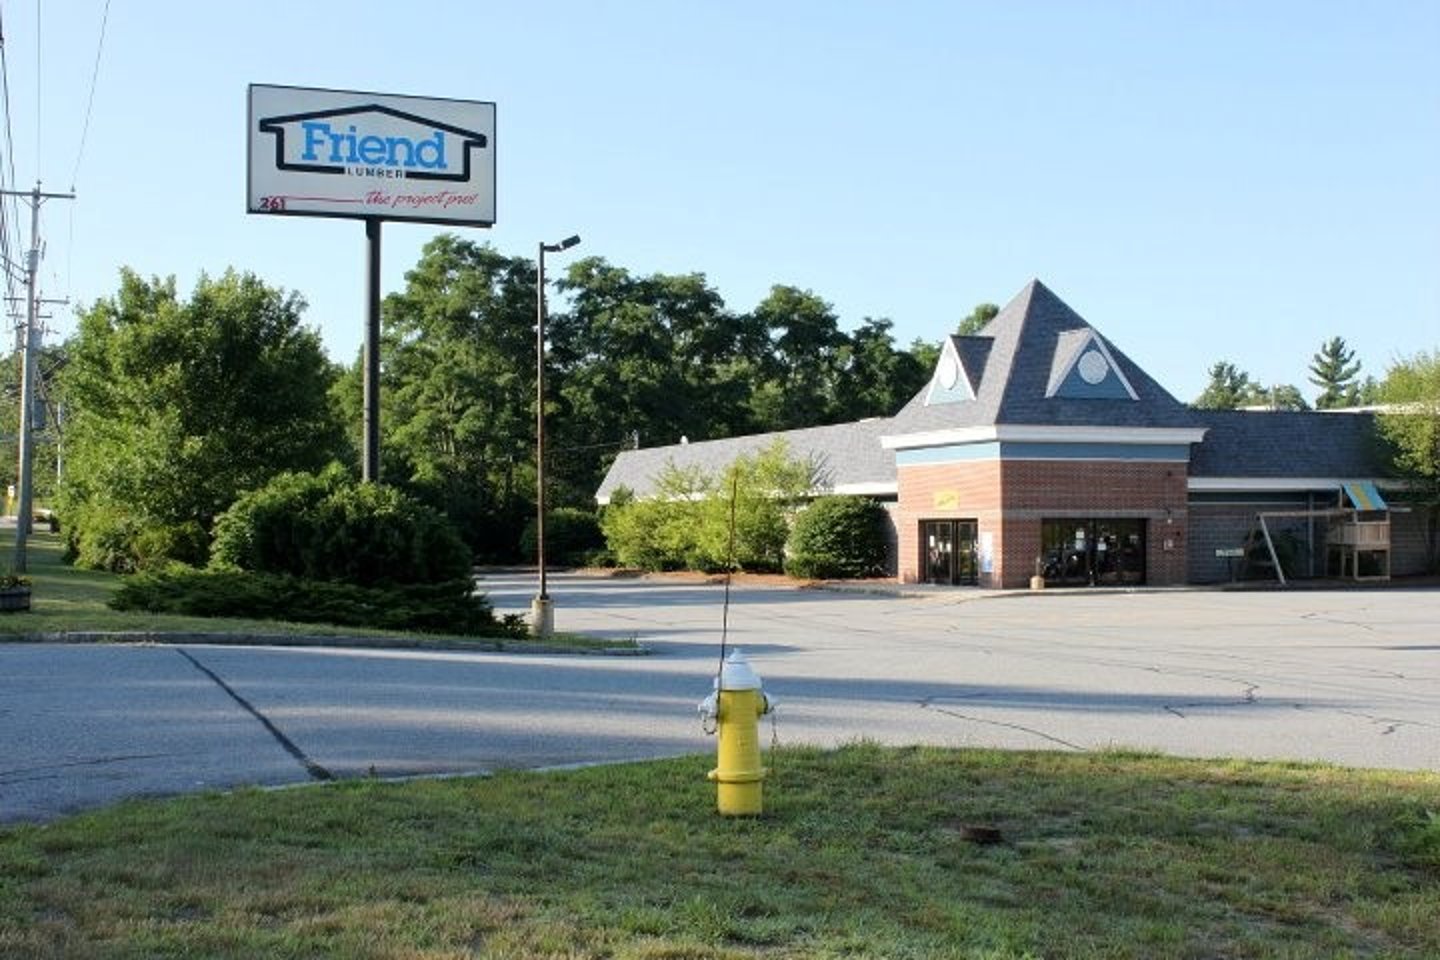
[896,441,1192,466]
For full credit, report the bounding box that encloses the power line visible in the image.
[0,4,22,304]
[69,0,109,190]
[31,0,36,177]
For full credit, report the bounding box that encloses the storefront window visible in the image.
[1040,518,1146,586]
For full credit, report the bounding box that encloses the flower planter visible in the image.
[0,586,31,612]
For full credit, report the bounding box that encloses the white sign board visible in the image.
[248,84,496,226]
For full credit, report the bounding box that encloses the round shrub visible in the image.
[66,502,143,573]
[210,465,472,586]
[784,496,888,580]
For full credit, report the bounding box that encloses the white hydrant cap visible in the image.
[718,649,764,691]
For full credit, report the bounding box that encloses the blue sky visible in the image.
[6,0,1438,404]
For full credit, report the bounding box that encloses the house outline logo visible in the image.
[257,103,489,183]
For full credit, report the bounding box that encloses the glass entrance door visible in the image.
[921,520,978,585]
[1094,519,1146,586]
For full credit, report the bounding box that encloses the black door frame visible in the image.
[920,519,979,585]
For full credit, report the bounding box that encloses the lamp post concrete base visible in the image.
[530,596,554,638]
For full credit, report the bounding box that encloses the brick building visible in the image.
[597,280,1425,587]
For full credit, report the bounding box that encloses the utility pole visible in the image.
[3,182,74,572]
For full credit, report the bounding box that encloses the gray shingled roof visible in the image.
[886,279,1199,436]
[596,418,897,503]
[1188,410,1385,478]
[594,280,1394,504]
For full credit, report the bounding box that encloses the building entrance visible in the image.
[1040,518,1146,586]
[920,519,979,585]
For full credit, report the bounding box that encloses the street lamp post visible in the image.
[532,234,580,637]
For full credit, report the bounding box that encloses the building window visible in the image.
[1040,518,1146,586]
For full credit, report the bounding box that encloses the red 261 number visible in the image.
[258,196,287,211]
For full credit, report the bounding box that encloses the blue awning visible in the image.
[1342,481,1387,511]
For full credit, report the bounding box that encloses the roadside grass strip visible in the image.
[1,744,1436,958]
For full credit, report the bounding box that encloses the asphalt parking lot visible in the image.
[1,574,1436,823]
[485,573,1440,769]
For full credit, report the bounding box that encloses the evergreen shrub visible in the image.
[109,568,520,636]
[209,465,472,586]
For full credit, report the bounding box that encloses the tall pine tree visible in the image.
[1308,336,1363,409]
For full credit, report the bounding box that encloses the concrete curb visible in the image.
[5,631,650,656]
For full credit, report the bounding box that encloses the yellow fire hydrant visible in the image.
[698,649,774,816]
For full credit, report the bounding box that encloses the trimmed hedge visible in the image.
[110,568,521,637]
[784,496,888,579]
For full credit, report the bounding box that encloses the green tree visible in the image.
[1193,361,1262,410]
[1309,336,1363,409]
[748,285,848,430]
[1355,375,1381,406]
[554,257,759,470]
[834,318,931,420]
[957,302,1000,336]
[1256,383,1310,411]
[1376,350,1440,571]
[58,269,345,568]
[359,235,539,558]
[904,337,944,398]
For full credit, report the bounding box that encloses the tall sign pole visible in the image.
[534,242,548,611]
[363,218,381,482]
[4,181,74,572]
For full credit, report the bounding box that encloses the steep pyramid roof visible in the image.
[887,279,1198,436]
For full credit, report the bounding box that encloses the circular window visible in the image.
[937,354,961,390]
[1077,349,1108,385]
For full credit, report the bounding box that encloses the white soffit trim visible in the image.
[1188,477,1409,493]
[1188,477,1347,492]
[881,425,1207,449]
[833,481,899,495]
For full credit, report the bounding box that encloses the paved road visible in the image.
[2,574,1436,823]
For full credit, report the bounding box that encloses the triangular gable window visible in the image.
[1045,329,1138,401]
[925,338,977,405]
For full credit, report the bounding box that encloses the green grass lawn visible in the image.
[0,532,632,652]
[2,744,1436,959]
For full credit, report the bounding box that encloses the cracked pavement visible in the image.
[2,574,1436,823]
